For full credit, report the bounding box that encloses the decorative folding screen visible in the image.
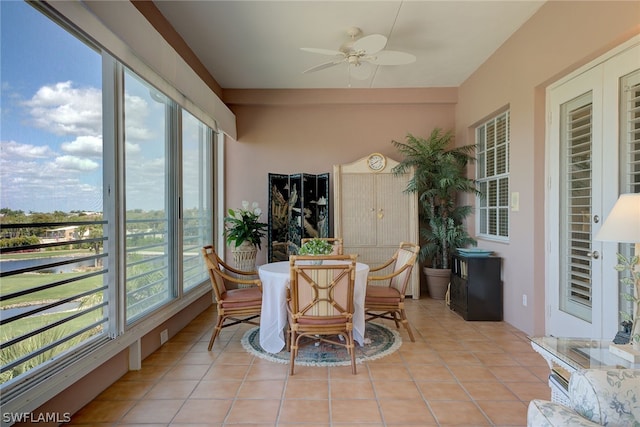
[268,173,330,262]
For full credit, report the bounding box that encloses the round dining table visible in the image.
[257,260,370,354]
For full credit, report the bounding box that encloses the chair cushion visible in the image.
[220,287,262,308]
[365,285,402,303]
[389,249,414,292]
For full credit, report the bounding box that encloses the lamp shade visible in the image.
[594,193,640,243]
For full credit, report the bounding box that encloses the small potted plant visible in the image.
[298,238,334,264]
[224,201,268,271]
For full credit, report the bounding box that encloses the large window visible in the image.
[0,1,214,400]
[476,111,510,240]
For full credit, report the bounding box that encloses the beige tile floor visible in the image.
[68,298,551,426]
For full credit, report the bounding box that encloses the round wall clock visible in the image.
[367,153,386,171]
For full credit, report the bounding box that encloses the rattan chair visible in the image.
[202,245,263,351]
[364,242,419,342]
[300,237,344,255]
[287,254,357,374]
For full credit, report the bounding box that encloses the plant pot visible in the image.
[424,267,451,300]
[231,241,257,272]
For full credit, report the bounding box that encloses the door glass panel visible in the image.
[559,92,593,322]
[619,69,640,319]
[124,70,171,321]
[182,110,212,291]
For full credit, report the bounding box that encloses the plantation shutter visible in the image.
[476,111,510,238]
[560,92,593,320]
[622,70,640,193]
[495,114,509,237]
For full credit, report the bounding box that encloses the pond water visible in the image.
[1,301,81,319]
[1,255,93,319]
[0,256,95,274]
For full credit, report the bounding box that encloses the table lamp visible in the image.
[594,193,640,362]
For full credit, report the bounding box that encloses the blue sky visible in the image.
[1,1,103,213]
[1,2,207,215]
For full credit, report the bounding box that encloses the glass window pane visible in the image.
[498,177,509,206]
[477,126,486,152]
[479,209,487,234]
[124,70,171,321]
[182,110,212,291]
[0,1,107,385]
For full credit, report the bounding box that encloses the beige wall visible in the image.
[455,0,640,335]
[222,88,457,267]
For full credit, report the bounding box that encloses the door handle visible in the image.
[587,250,600,259]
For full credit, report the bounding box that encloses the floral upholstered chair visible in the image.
[527,369,640,426]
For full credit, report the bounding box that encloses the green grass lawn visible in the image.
[1,272,103,308]
[4,308,105,338]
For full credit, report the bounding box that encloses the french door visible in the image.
[546,39,640,339]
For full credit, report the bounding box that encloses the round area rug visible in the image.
[241,322,401,366]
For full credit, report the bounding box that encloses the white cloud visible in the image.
[124,93,154,141]
[54,155,99,171]
[126,141,141,154]
[23,81,102,137]
[0,140,54,159]
[2,80,163,212]
[61,135,102,158]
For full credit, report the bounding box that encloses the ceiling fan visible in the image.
[301,27,416,80]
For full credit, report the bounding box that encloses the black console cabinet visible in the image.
[450,254,503,321]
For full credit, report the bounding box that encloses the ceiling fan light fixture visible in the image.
[300,26,414,81]
[346,26,362,39]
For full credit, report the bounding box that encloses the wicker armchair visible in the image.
[364,242,419,342]
[202,245,263,351]
[287,254,357,374]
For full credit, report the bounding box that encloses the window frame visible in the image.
[475,110,511,241]
[1,1,217,415]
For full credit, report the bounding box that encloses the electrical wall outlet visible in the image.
[160,329,169,345]
[522,294,528,307]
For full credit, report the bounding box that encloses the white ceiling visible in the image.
[152,1,546,90]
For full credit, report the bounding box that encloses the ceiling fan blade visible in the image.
[303,60,344,74]
[352,34,387,54]
[301,47,344,56]
[368,50,416,65]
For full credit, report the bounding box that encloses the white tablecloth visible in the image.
[257,260,370,354]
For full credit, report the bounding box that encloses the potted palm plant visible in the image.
[392,128,480,299]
